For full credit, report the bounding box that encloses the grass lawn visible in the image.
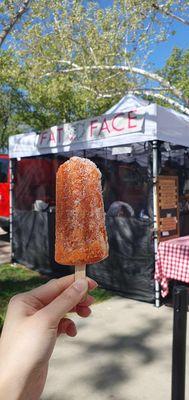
[0,264,113,331]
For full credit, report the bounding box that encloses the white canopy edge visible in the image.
[9,94,189,158]
[9,103,156,158]
[156,105,189,147]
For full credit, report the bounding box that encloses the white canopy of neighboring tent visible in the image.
[105,93,149,113]
[9,94,189,158]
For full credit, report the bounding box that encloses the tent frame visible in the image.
[10,139,161,305]
[152,140,160,307]
[9,94,189,305]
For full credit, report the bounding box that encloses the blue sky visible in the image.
[97,0,189,69]
[149,21,189,69]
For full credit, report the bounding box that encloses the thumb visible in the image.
[39,279,88,326]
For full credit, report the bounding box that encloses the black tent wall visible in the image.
[12,144,189,303]
[12,145,156,303]
[12,209,155,302]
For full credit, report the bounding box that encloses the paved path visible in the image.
[42,296,189,400]
[0,228,11,264]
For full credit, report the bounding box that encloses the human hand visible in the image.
[0,275,97,400]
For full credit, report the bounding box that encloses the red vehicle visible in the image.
[0,154,10,231]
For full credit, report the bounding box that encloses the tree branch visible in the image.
[58,59,80,68]
[43,64,184,101]
[95,88,189,115]
[96,92,122,99]
[0,0,31,48]
[152,3,189,26]
[133,90,189,115]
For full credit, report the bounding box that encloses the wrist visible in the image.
[0,374,25,400]
[0,366,41,400]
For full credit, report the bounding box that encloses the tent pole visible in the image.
[171,286,188,400]
[152,140,160,307]
[9,158,13,263]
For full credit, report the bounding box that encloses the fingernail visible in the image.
[47,278,57,285]
[73,279,88,293]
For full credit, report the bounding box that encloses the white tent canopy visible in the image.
[105,93,149,113]
[9,94,189,158]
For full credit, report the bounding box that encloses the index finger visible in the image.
[29,275,97,306]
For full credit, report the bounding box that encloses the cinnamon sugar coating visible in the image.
[55,156,109,265]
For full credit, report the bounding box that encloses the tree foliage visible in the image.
[0,0,189,148]
[161,47,189,103]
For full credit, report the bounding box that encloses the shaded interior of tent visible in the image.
[11,141,189,303]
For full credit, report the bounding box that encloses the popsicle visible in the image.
[55,156,109,279]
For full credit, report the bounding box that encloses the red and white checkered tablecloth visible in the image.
[155,236,189,297]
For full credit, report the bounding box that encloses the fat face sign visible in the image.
[37,110,145,149]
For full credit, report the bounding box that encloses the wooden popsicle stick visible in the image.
[75,264,86,280]
[75,264,87,301]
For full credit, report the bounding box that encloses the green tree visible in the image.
[0,0,189,148]
[0,1,31,148]
[161,47,189,104]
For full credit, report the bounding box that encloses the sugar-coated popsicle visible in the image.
[55,156,109,273]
